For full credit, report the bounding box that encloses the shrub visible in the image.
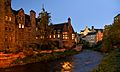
[93,49,120,72]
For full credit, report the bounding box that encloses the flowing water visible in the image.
[0,50,104,72]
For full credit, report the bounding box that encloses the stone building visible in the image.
[49,18,75,48]
[80,26,103,46]
[0,0,76,51]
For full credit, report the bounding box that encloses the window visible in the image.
[22,24,24,28]
[19,24,22,28]
[63,32,68,39]
[40,36,44,39]
[58,34,60,38]
[5,16,8,21]
[49,35,51,38]
[5,16,12,21]
[40,36,42,39]
[53,35,56,38]
[19,24,24,29]
[36,37,38,39]
[65,37,68,39]
[36,28,38,31]
[9,17,11,21]
[72,34,75,40]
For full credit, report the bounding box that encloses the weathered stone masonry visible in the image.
[0,0,76,50]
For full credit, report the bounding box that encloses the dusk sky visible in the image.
[12,0,120,33]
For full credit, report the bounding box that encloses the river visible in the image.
[0,50,104,72]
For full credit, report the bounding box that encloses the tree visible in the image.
[37,7,54,50]
[110,22,120,47]
[101,18,120,52]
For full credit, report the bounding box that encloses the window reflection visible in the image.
[61,62,72,72]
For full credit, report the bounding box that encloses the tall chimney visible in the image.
[92,26,94,31]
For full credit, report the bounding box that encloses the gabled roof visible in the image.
[115,14,120,18]
[12,8,25,15]
[50,22,68,33]
[49,22,74,33]
[12,9,19,15]
[25,14,31,27]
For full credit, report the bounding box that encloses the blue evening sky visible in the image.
[12,0,120,33]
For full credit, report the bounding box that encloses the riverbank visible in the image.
[92,48,120,72]
[13,49,80,64]
[0,46,82,68]
[0,50,104,72]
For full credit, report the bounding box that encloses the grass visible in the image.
[12,49,79,65]
[92,48,120,72]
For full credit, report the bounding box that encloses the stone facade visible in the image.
[49,18,76,48]
[0,0,76,50]
[80,26,103,46]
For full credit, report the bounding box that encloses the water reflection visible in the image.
[61,62,72,72]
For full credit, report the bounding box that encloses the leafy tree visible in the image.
[101,16,120,52]
[101,25,112,52]
[110,22,120,47]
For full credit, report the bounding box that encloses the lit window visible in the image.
[53,35,56,38]
[49,35,51,38]
[9,17,11,21]
[63,32,68,34]
[22,24,24,28]
[72,34,75,40]
[63,35,64,39]
[5,16,8,21]
[36,28,38,31]
[40,36,44,39]
[63,33,68,40]
[36,37,38,39]
[19,24,22,28]
[40,36,42,39]
[58,34,60,38]
[65,37,68,39]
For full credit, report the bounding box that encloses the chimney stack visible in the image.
[92,26,94,31]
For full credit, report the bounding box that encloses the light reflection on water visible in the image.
[61,62,73,72]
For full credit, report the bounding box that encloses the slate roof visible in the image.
[94,29,104,32]
[12,9,19,15]
[50,22,74,33]
[87,32,97,36]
